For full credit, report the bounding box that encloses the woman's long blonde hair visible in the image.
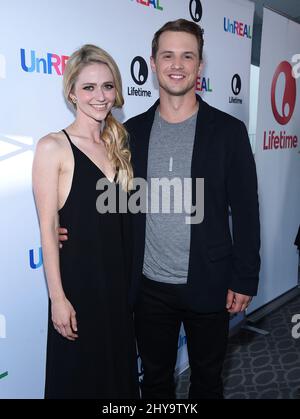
[63,44,133,191]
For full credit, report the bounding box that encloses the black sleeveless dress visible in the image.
[44,130,139,399]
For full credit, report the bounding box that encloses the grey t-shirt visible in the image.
[143,109,197,284]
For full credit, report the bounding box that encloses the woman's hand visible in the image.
[51,297,78,341]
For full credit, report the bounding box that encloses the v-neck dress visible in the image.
[44,129,139,399]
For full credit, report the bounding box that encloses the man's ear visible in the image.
[150,56,157,73]
[198,61,204,76]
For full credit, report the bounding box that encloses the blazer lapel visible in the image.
[134,100,159,181]
[191,95,215,179]
[188,95,215,268]
[136,96,215,180]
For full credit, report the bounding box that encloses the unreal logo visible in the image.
[189,0,203,23]
[29,247,43,269]
[20,49,69,75]
[130,0,163,11]
[271,61,296,125]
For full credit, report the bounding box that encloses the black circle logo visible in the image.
[131,56,148,86]
[231,74,242,96]
[189,0,202,23]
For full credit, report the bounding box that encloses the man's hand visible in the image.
[226,289,252,313]
[58,227,68,248]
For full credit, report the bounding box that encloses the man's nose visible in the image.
[171,58,184,69]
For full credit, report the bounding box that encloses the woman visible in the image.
[32,44,139,399]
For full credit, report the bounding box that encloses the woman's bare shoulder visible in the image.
[36,131,69,153]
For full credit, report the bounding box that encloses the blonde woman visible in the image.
[32,45,138,399]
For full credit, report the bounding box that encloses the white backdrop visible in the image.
[0,0,253,398]
[250,8,300,313]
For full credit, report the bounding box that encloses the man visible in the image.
[125,19,260,399]
[60,19,260,399]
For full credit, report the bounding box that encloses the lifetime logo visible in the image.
[224,18,252,39]
[130,0,163,11]
[20,49,69,75]
[189,0,202,23]
[263,61,298,151]
[128,56,151,98]
[0,54,6,79]
[271,61,296,125]
[229,74,243,105]
[0,314,6,339]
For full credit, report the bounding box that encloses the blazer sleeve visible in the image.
[227,120,261,296]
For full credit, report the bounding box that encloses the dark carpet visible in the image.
[175,293,300,399]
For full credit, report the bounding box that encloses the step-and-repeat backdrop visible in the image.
[250,8,300,313]
[0,0,253,398]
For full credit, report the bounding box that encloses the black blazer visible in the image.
[125,95,260,313]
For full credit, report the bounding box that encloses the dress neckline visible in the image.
[62,129,116,183]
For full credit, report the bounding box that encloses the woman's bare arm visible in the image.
[32,135,78,340]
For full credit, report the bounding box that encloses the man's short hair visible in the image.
[152,19,204,60]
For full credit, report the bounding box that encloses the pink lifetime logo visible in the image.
[271,61,296,125]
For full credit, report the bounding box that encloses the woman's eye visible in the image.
[104,84,114,90]
[83,85,94,91]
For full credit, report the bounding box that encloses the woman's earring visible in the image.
[71,96,77,104]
